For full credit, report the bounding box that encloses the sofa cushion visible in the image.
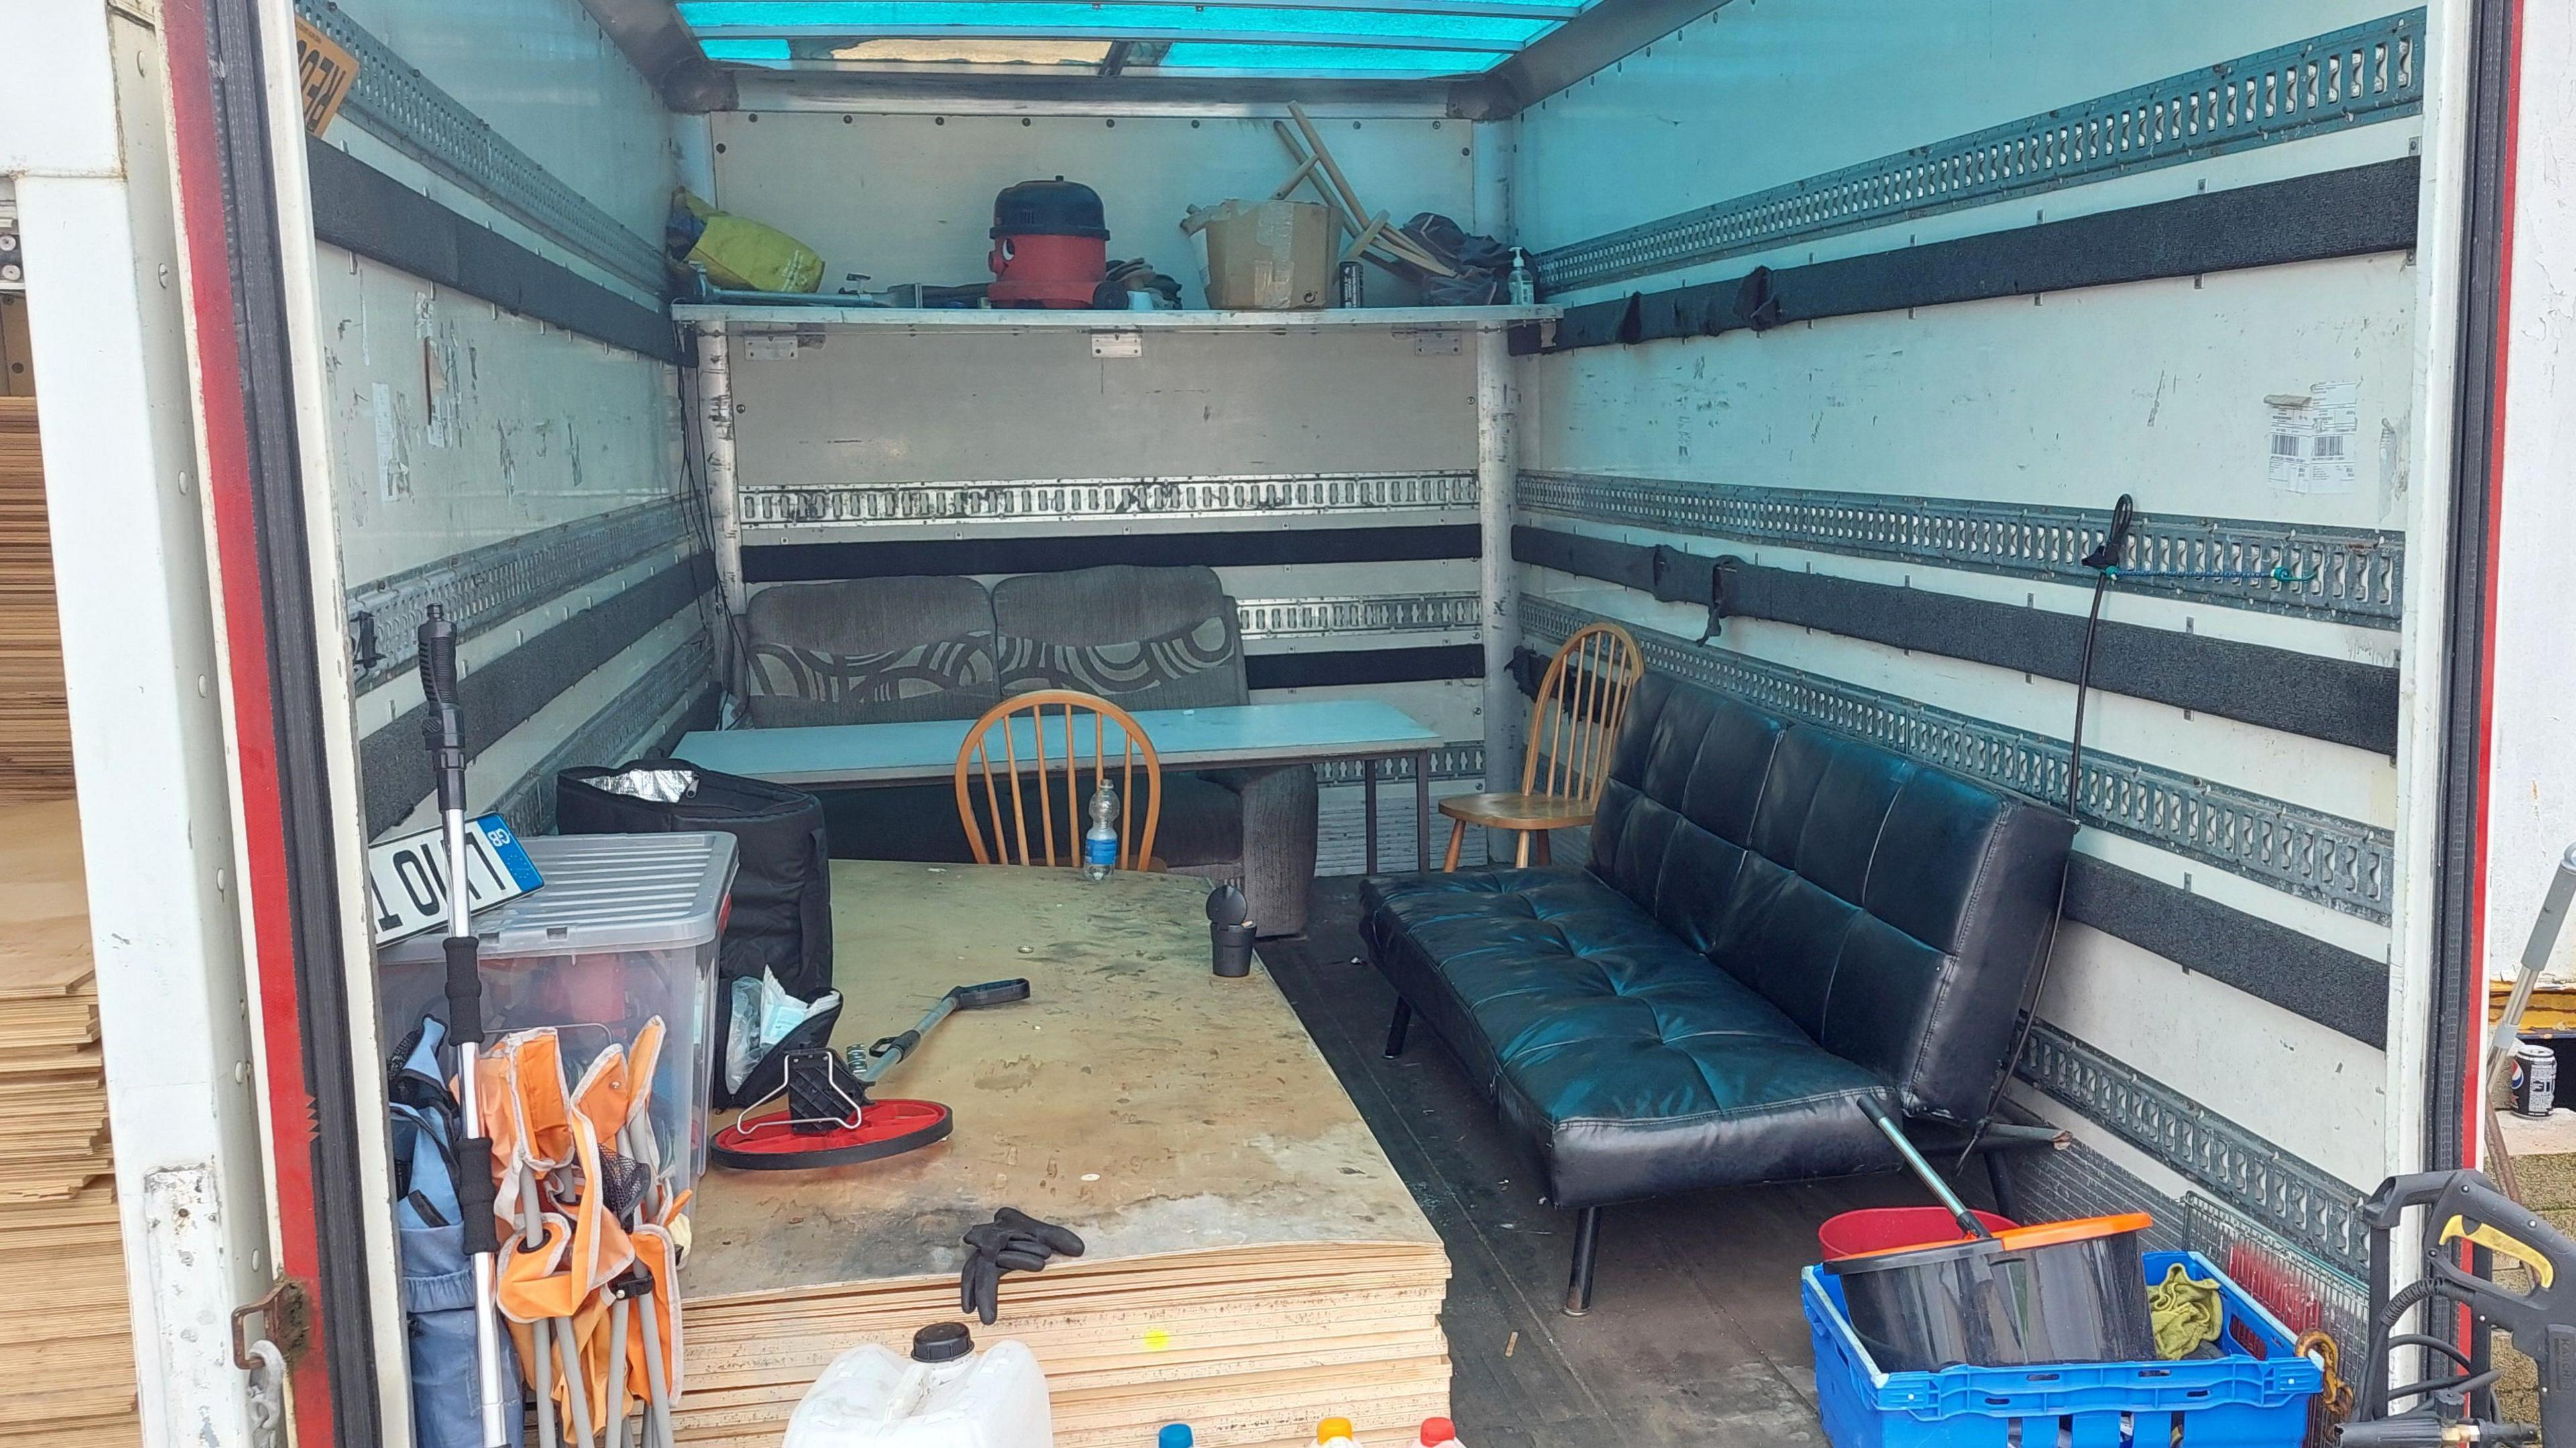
[1362,869,1898,1208]
[991,565,1248,711]
[1584,673,2076,1122]
[743,576,999,727]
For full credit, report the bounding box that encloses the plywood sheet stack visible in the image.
[0,398,74,801]
[680,1241,1451,1448]
[0,799,138,1447]
[681,863,1452,1448]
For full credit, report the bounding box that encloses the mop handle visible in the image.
[2485,844,2576,1103]
[1862,1099,1996,1241]
[421,607,511,1448]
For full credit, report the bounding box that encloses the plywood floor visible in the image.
[1258,877,1974,1448]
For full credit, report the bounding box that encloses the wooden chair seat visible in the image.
[1440,622,1644,872]
[1438,792,1601,831]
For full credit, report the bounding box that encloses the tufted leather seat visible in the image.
[1361,671,2073,1306]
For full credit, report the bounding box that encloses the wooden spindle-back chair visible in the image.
[952,689,1163,871]
[1437,622,1645,869]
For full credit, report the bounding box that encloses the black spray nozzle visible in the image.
[418,605,465,760]
[2082,494,2137,572]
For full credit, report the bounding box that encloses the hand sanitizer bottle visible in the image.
[1082,781,1119,881]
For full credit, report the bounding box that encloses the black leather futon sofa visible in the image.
[1361,671,2075,1312]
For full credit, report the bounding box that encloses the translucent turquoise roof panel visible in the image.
[1149,42,1492,73]
[683,0,1595,76]
[680,1,1548,48]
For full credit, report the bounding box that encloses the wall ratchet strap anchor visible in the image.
[708,979,1030,1170]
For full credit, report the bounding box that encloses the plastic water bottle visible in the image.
[1081,782,1119,881]
[1316,1419,1357,1448]
[1416,1417,1462,1447]
[1157,1428,1194,1448]
[1507,248,1535,306]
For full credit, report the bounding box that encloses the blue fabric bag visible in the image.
[390,1016,523,1448]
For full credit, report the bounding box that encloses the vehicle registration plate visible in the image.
[366,815,543,946]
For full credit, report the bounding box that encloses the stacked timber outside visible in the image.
[0,799,136,1445]
[0,399,72,800]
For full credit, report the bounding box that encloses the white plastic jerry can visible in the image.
[783,1322,1053,1448]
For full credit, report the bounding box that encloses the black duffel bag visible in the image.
[556,759,833,1004]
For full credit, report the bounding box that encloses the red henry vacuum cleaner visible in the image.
[709,978,1030,1170]
[987,178,1108,309]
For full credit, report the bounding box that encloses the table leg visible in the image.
[1413,748,1432,873]
[1363,757,1380,876]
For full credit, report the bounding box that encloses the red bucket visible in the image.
[1817,1207,2017,1260]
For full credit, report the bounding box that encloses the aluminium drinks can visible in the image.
[2512,1040,2558,1118]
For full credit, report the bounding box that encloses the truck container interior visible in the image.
[0,0,2528,1445]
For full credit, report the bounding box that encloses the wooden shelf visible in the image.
[672,302,1558,332]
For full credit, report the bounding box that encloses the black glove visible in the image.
[957,1207,1088,1324]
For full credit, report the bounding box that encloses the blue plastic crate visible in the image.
[1804,1251,2322,1448]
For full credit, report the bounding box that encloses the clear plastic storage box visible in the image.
[378,831,740,1190]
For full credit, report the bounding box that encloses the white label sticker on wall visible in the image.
[2266,381,2360,495]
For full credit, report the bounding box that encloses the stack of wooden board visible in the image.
[0,398,73,801]
[0,799,138,1447]
[681,862,1450,1448]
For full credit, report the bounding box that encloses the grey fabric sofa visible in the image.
[742,565,1320,936]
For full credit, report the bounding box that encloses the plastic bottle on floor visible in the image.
[1415,1417,1461,1447]
[1157,1427,1193,1448]
[1316,1418,1358,1448]
[782,1322,1052,1448]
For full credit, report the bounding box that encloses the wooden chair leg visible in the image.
[1513,830,1532,867]
[1442,818,1466,872]
[1533,830,1553,865]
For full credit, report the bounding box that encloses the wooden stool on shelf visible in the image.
[954,689,1165,870]
[1438,622,1645,870]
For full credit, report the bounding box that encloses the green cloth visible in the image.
[2148,1261,2224,1359]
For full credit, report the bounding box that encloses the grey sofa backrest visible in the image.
[991,564,1249,712]
[1585,671,2076,1123]
[741,575,1002,726]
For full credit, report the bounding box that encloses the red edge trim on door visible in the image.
[2462,0,2527,1172]
[158,3,339,1442]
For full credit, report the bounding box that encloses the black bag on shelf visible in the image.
[555,760,834,1005]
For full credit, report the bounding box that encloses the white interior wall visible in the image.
[327,0,676,242]
[1509,0,2418,1203]
[303,0,708,840]
[708,112,1477,307]
[1519,0,2417,284]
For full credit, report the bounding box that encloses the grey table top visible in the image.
[673,698,1442,787]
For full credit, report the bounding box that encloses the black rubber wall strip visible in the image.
[1247,645,1485,690]
[306,140,682,364]
[1505,649,2388,1046]
[742,524,1481,583]
[360,555,714,836]
[1513,158,2422,355]
[2062,856,2387,1048]
[1513,525,2400,755]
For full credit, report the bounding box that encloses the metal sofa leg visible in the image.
[1984,1148,2023,1223]
[1383,999,1413,1058]
[1564,1206,1601,1316]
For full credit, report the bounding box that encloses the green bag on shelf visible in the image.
[671,190,824,294]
